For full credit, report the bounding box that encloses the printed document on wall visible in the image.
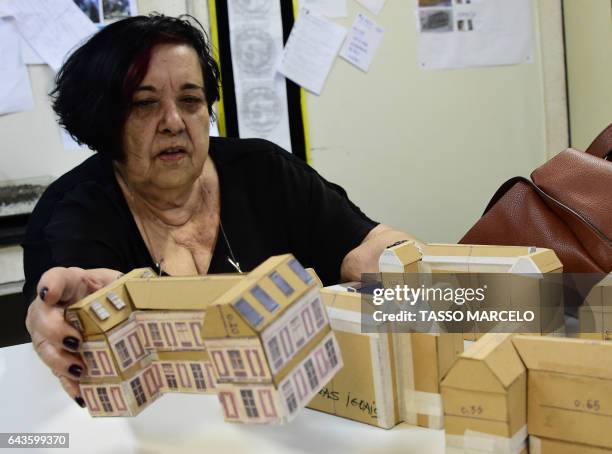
[416,0,534,70]
[340,13,384,72]
[1,0,97,72]
[0,19,34,115]
[278,8,347,95]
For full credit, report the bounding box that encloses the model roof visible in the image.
[203,254,320,339]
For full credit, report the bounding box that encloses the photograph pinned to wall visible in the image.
[339,13,384,72]
[101,0,137,24]
[418,8,453,33]
[416,0,534,69]
[72,0,137,26]
[73,0,101,24]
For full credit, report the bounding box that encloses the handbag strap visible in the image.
[585,123,612,159]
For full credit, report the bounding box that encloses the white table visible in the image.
[0,343,449,454]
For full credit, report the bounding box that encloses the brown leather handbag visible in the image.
[460,124,612,274]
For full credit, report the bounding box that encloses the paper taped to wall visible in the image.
[416,0,534,70]
[1,0,97,72]
[278,8,347,95]
[0,19,34,115]
[340,13,384,72]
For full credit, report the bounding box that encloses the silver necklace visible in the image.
[147,220,242,276]
[220,221,242,274]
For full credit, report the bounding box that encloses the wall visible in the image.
[305,0,564,243]
[0,0,566,243]
[563,0,612,150]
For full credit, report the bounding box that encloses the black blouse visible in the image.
[22,137,378,302]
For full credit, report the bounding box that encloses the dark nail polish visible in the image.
[39,287,48,301]
[68,364,83,378]
[63,336,80,351]
[74,396,86,408]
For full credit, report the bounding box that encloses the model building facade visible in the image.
[65,269,245,416]
[203,255,343,424]
[65,255,342,423]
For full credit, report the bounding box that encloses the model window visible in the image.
[311,299,325,328]
[290,316,306,348]
[90,301,110,321]
[148,322,163,347]
[66,313,83,332]
[280,327,294,358]
[115,340,132,368]
[106,291,126,310]
[83,351,100,376]
[162,363,177,389]
[304,359,319,391]
[228,350,246,377]
[97,388,113,412]
[128,332,144,358]
[267,337,283,370]
[98,351,114,376]
[235,299,263,327]
[282,381,297,414]
[176,322,193,347]
[325,339,338,367]
[162,322,177,346]
[301,308,314,337]
[130,377,146,407]
[191,364,207,390]
[190,322,203,346]
[269,271,294,296]
[219,392,238,419]
[288,259,313,284]
[251,285,279,313]
[241,389,259,418]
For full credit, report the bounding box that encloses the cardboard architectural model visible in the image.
[65,255,342,423]
[202,255,343,424]
[441,333,527,454]
[380,241,565,339]
[578,273,612,341]
[513,335,612,452]
[307,284,463,430]
[307,241,464,430]
[65,268,244,416]
[307,286,399,428]
[529,436,612,454]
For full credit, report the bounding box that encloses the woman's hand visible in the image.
[25,267,121,407]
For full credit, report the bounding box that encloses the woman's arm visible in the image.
[340,224,423,282]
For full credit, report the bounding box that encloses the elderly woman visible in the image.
[23,15,415,408]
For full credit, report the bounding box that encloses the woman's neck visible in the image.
[115,159,215,227]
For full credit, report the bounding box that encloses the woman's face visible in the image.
[120,43,210,192]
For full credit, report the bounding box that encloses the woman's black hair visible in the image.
[51,14,220,160]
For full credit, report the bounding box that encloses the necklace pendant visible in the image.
[227,257,242,274]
